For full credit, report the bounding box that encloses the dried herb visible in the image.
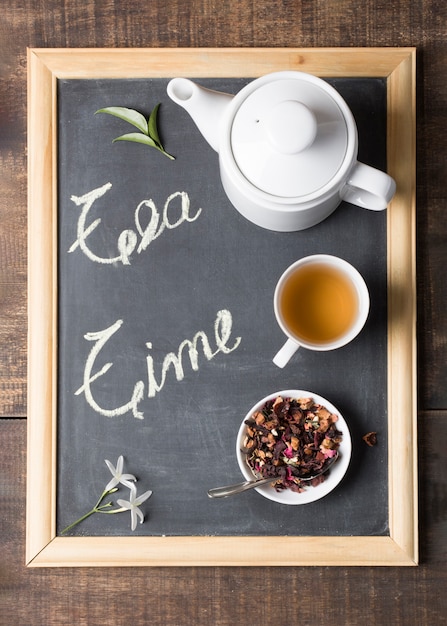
[362,431,377,446]
[95,104,175,160]
[242,396,343,492]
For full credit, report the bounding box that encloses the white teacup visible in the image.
[273,255,370,368]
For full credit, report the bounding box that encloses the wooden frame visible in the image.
[27,47,417,566]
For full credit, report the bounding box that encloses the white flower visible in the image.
[117,485,153,531]
[104,455,136,491]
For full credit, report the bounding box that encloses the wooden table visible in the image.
[1,1,446,623]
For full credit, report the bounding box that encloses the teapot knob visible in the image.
[264,100,317,154]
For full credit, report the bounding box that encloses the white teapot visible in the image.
[167,71,396,232]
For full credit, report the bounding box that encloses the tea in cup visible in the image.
[273,255,370,368]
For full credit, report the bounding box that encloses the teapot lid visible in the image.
[230,77,349,198]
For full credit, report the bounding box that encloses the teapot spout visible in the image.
[167,78,233,153]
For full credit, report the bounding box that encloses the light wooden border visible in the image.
[27,47,417,566]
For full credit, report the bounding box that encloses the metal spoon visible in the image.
[207,452,339,499]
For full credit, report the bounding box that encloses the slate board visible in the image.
[56,77,388,536]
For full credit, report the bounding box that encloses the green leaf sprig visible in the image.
[95,104,175,160]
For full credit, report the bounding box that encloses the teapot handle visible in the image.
[340,162,396,211]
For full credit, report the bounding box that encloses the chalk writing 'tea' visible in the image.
[75,309,241,419]
[68,182,202,265]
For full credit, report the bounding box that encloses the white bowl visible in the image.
[236,389,352,505]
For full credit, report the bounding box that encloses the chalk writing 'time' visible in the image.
[68,182,202,265]
[75,309,241,419]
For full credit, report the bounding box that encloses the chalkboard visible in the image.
[55,76,389,537]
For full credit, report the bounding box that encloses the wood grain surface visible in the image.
[1,0,446,623]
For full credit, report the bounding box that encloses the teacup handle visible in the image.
[341,162,396,211]
[273,338,300,368]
